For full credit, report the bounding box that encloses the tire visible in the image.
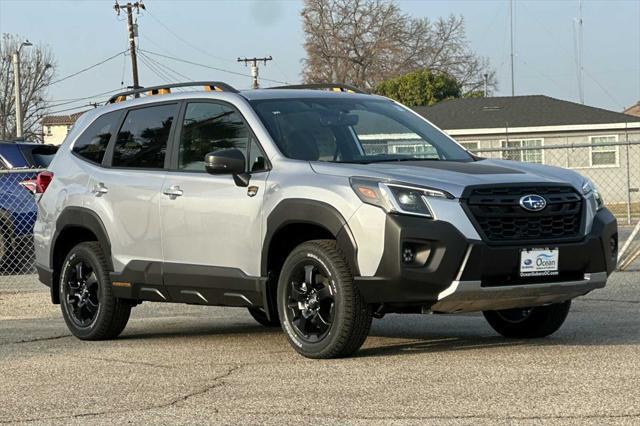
[248,307,281,327]
[277,239,372,359]
[59,242,131,340]
[483,301,572,339]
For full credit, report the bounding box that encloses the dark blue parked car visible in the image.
[0,141,58,271]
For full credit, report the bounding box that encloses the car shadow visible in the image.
[114,311,639,357]
[117,321,280,341]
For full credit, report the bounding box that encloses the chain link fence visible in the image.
[469,138,640,270]
[0,169,41,285]
[1,139,638,288]
[470,139,640,225]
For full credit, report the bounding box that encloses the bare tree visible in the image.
[0,34,55,142]
[301,0,495,93]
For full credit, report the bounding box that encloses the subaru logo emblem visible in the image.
[519,194,547,212]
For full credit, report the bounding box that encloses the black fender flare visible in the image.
[261,199,359,276]
[52,206,113,271]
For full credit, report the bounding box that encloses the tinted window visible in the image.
[20,145,58,167]
[179,103,249,171]
[72,111,120,164]
[113,104,177,169]
[248,138,268,172]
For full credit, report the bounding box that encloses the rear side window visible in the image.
[112,104,177,169]
[72,111,121,164]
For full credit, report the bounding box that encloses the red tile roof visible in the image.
[42,111,87,126]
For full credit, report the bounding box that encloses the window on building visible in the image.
[112,103,178,169]
[590,135,618,166]
[459,141,479,153]
[501,139,543,163]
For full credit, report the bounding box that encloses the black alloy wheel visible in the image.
[277,240,372,359]
[59,242,131,340]
[285,262,336,343]
[62,259,100,328]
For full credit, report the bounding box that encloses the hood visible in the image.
[310,159,586,198]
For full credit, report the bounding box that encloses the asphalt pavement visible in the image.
[0,272,638,425]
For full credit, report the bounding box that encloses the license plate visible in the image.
[520,248,559,277]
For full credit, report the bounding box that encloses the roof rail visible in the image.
[106,81,239,104]
[268,83,367,94]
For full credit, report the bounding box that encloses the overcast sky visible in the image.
[1,0,639,115]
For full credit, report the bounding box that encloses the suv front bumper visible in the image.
[354,208,617,312]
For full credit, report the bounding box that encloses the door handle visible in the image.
[92,182,108,197]
[163,185,183,199]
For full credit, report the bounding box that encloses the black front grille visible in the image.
[464,185,584,243]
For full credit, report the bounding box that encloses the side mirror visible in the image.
[204,149,250,187]
[205,149,245,175]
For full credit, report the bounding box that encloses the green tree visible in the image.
[374,69,461,107]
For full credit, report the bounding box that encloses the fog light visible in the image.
[402,246,415,263]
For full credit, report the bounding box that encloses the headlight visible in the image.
[582,178,604,210]
[350,177,452,218]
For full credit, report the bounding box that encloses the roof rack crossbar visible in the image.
[106,81,239,104]
[268,83,367,94]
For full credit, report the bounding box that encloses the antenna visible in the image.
[509,0,515,96]
[573,0,584,104]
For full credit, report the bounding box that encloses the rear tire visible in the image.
[59,242,131,340]
[483,301,571,338]
[277,240,372,359]
[248,307,281,327]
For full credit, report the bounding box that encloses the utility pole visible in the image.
[237,56,272,89]
[509,0,515,96]
[114,1,145,91]
[12,40,32,139]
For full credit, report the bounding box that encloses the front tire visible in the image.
[59,242,131,340]
[277,240,372,359]
[248,307,281,327]
[483,301,571,338]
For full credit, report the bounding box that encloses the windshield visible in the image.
[250,97,472,163]
[18,144,58,168]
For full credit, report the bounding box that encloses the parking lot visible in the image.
[0,272,638,425]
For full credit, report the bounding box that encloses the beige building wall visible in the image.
[42,124,70,146]
[451,129,640,205]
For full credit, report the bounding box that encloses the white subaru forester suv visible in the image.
[33,82,618,358]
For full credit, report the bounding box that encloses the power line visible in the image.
[46,105,95,115]
[138,53,173,82]
[143,8,236,65]
[48,88,125,107]
[138,50,191,81]
[48,50,127,86]
[139,49,288,85]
